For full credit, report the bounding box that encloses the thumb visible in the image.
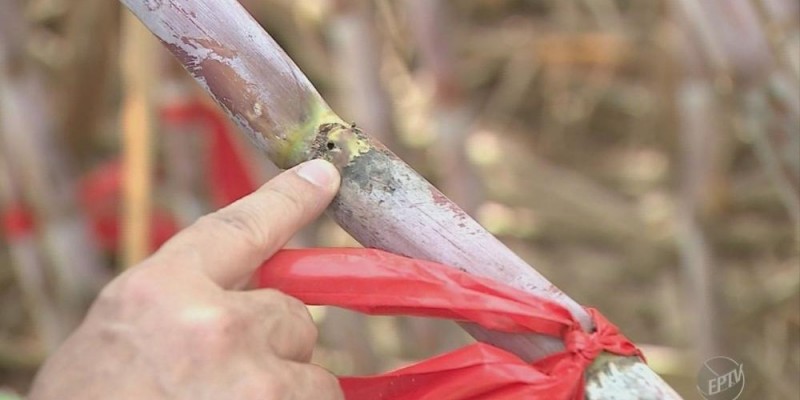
[152,159,340,288]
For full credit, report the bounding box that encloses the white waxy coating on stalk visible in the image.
[121,0,326,164]
[330,148,590,359]
[585,358,683,399]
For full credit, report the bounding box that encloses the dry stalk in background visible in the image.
[0,0,107,338]
[120,12,159,268]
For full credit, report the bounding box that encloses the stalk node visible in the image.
[310,121,371,171]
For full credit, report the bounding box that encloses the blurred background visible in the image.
[0,0,798,398]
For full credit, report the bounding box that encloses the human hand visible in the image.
[28,159,344,400]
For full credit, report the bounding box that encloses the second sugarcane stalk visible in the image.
[120,0,681,397]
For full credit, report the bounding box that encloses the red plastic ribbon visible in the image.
[1,203,35,239]
[79,160,179,251]
[161,101,257,207]
[76,100,257,252]
[256,248,644,400]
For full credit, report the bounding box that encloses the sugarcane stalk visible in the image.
[0,150,65,352]
[58,0,120,164]
[120,1,681,397]
[0,0,108,331]
[673,0,799,224]
[322,0,395,374]
[329,0,397,151]
[671,10,726,361]
[406,0,483,214]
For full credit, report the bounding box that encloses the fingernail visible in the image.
[295,159,339,189]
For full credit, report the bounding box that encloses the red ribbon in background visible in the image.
[257,248,644,400]
[79,158,179,252]
[0,203,35,239]
[161,101,257,207]
[75,100,257,252]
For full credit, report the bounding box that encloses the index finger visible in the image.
[151,159,340,288]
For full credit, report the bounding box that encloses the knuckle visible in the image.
[178,304,242,351]
[260,289,308,316]
[282,293,312,319]
[288,316,318,357]
[294,311,318,347]
[238,375,289,399]
[98,267,161,309]
[269,291,316,331]
[260,376,290,399]
[307,366,343,399]
[256,290,317,357]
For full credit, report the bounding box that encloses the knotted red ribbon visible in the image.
[256,248,644,400]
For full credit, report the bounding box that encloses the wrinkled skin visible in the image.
[29,160,345,400]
